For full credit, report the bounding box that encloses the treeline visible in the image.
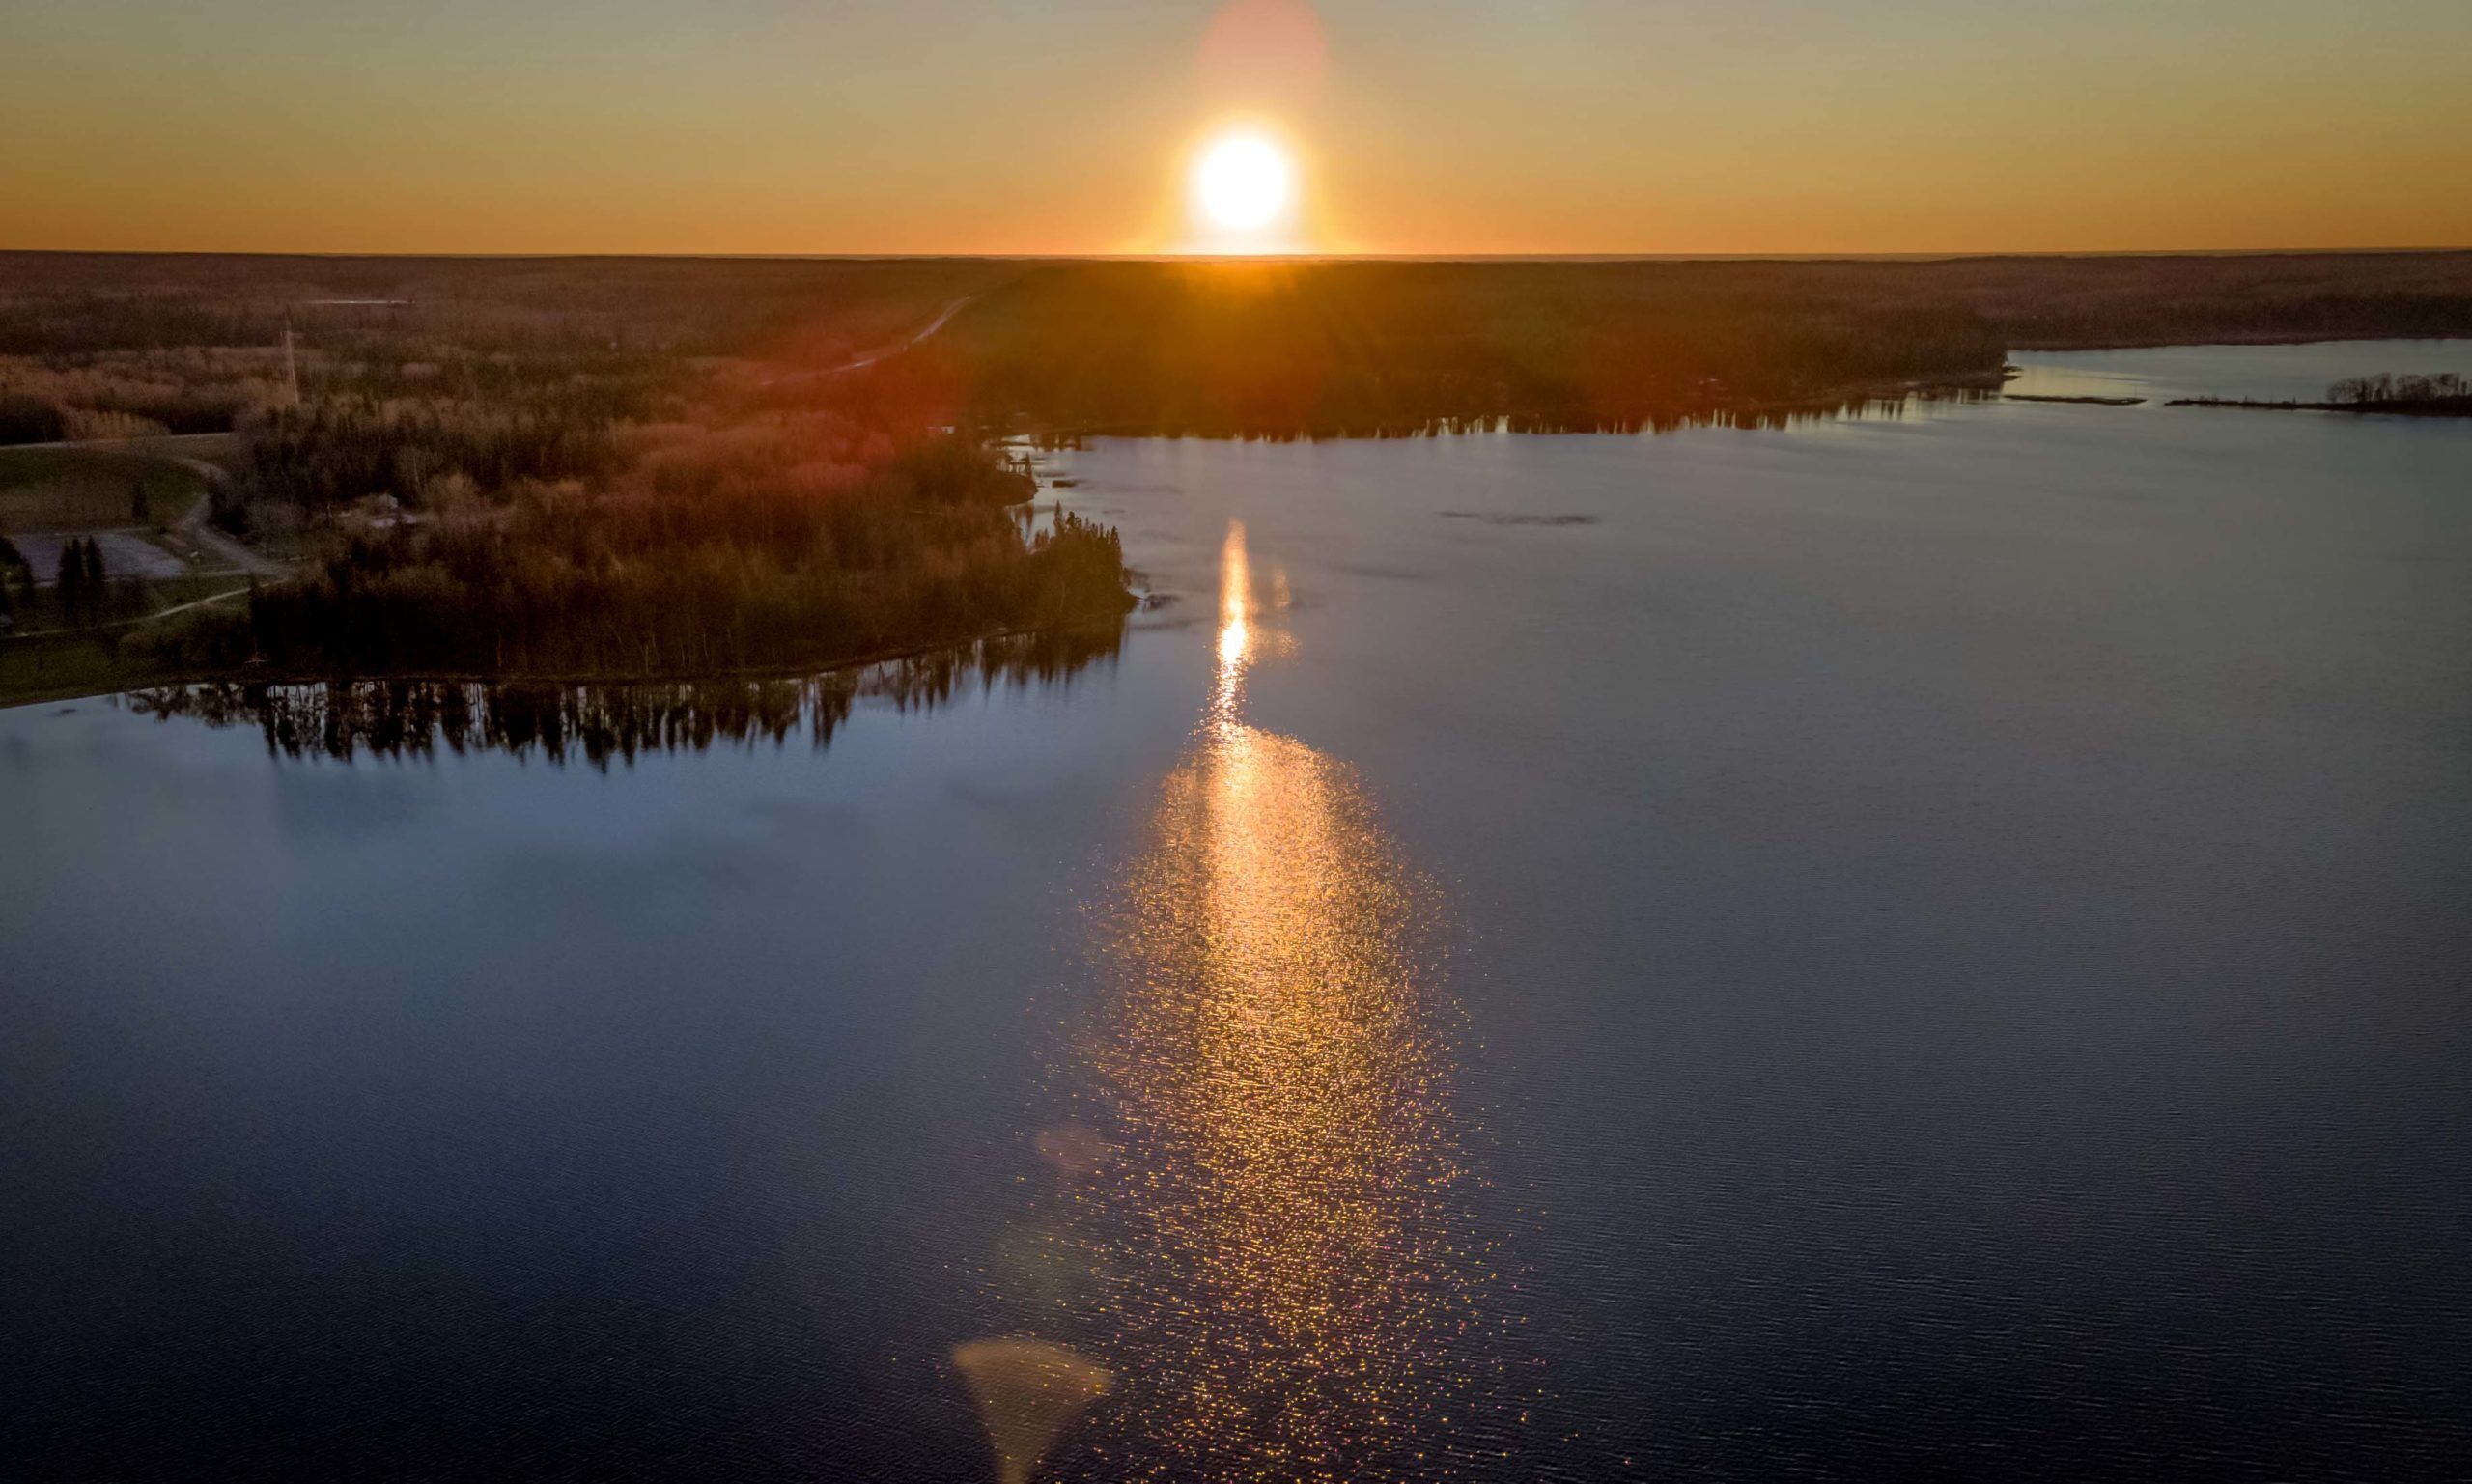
[1966,254,2472,350]
[10,251,2472,448]
[921,254,2472,436]
[2166,369,2472,414]
[2327,372,2470,405]
[151,431,1132,678]
[0,252,1010,359]
[934,260,2014,435]
[127,627,1121,765]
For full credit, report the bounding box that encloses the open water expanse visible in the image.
[5,343,2470,1480]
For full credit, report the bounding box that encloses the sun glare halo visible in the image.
[1194,135,1294,236]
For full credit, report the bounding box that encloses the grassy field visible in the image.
[0,574,253,706]
[3,572,245,629]
[0,446,211,533]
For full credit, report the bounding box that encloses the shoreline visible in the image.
[1022,369,2015,443]
[0,605,1135,714]
[2007,330,2472,352]
[2164,396,2472,415]
[2003,392,2148,406]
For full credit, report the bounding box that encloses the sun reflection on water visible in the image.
[1049,519,1503,1480]
[1212,520,1255,724]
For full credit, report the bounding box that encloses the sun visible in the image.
[1193,134,1294,236]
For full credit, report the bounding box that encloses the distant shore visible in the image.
[2166,396,2472,416]
[2003,393,2147,406]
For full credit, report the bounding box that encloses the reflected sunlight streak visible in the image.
[1063,519,1506,1479]
[1212,520,1254,724]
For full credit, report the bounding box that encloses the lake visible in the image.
[6,343,2469,1480]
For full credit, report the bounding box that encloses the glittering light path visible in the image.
[1054,520,1507,1480]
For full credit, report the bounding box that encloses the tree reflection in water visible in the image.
[123,624,1125,768]
[977,522,1513,1483]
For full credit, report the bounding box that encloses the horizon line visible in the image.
[5,246,2470,266]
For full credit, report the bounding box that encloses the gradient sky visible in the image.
[7,0,2469,255]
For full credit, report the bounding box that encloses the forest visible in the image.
[925,254,2472,434]
[8,251,2471,445]
[0,255,1132,699]
[4,250,2470,699]
[201,447,1130,677]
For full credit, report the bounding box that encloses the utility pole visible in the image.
[282,315,301,409]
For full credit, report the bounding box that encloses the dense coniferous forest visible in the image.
[206,455,1129,676]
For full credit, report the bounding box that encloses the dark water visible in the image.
[6,344,2470,1480]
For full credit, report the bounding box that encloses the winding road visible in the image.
[166,457,286,578]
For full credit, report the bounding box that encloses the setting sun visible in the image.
[1193,134,1294,239]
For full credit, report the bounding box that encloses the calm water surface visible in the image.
[6,344,2470,1480]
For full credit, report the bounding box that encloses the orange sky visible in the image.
[5,0,2468,256]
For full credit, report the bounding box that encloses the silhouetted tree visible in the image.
[56,538,82,622]
[53,537,109,625]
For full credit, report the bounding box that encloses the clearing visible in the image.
[0,446,211,533]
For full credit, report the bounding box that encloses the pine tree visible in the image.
[86,539,109,624]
